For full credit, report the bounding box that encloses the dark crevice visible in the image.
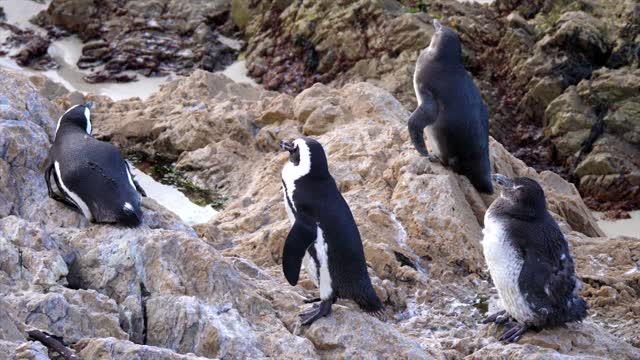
[393,251,417,270]
[65,254,88,290]
[140,282,151,345]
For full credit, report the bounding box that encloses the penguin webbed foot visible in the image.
[483,310,511,325]
[299,299,332,326]
[498,322,529,343]
[303,297,321,304]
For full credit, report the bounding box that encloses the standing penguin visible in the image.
[482,174,587,342]
[280,137,385,325]
[409,19,493,194]
[44,103,146,226]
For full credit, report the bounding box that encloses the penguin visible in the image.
[43,102,147,227]
[409,19,493,194]
[482,174,587,342]
[279,137,385,325]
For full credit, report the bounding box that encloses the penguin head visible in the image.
[493,174,547,212]
[55,102,93,137]
[280,137,330,179]
[424,19,462,63]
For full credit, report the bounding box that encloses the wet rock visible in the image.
[12,35,56,70]
[34,0,238,82]
[0,23,57,71]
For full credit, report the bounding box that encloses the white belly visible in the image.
[283,189,295,224]
[314,226,333,300]
[482,214,536,323]
[303,252,318,287]
[425,126,441,157]
[413,66,423,106]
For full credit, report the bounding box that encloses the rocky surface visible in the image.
[0,22,57,70]
[1,67,633,358]
[33,0,239,83]
[233,0,640,212]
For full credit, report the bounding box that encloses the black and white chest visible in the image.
[482,210,536,323]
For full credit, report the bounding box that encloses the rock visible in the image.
[471,322,638,359]
[12,35,56,71]
[545,67,640,211]
[34,0,238,82]
[0,23,57,71]
[14,341,51,360]
[2,68,639,359]
[237,0,640,213]
[74,338,210,359]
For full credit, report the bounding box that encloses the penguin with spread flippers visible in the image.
[280,137,385,325]
[482,174,587,342]
[44,102,146,226]
[410,19,493,194]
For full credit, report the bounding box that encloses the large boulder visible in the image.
[545,67,640,211]
[90,70,639,356]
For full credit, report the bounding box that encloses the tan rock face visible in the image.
[2,68,639,358]
[237,0,640,214]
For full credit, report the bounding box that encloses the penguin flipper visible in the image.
[283,219,317,286]
[48,165,82,213]
[517,226,586,325]
[408,97,438,157]
[125,161,147,197]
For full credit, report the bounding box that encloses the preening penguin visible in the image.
[482,174,587,342]
[44,103,147,227]
[409,19,493,194]
[280,137,385,325]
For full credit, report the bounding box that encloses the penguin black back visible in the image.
[44,103,146,226]
[410,19,493,194]
[483,175,587,342]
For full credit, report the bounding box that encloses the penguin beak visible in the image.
[279,140,296,152]
[85,101,93,110]
[492,174,513,188]
[433,19,442,31]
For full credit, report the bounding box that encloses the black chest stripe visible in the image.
[282,180,297,215]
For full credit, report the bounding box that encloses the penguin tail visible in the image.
[566,296,588,323]
[354,287,387,321]
[119,202,143,228]
[471,177,494,194]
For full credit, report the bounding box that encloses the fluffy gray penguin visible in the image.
[482,174,587,342]
[44,102,146,227]
[280,137,385,325]
[409,19,493,194]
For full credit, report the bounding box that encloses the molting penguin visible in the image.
[409,19,493,194]
[44,103,147,226]
[482,174,587,342]
[280,137,385,325]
